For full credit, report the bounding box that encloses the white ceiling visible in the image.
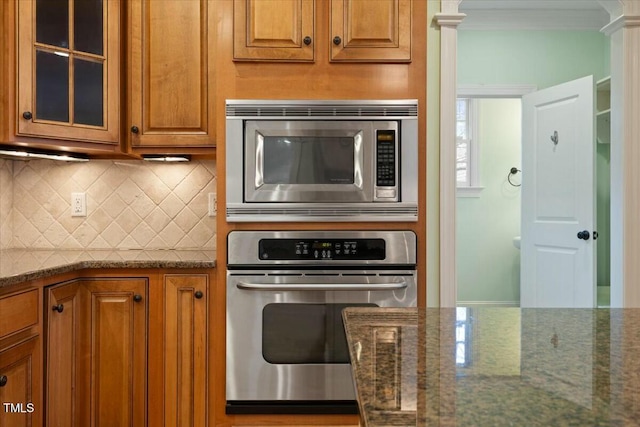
[459,0,610,30]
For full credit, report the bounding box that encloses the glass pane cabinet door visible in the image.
[17,0,119,145]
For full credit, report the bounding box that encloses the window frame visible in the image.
[456,97,484,197]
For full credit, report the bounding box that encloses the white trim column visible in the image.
[433,1,465,307]
[600,0,640,307]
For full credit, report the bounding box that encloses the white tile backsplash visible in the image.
[0,160,13,249]
[2,159,216,250]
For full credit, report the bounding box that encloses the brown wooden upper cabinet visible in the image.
[330,0,411,62]
[233,0,411,63]
[233,0,315,61]
[127,0,216,152]
[5,0,120,149]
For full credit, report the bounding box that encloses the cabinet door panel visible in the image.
[234,0,315,61]
[46,283,82,427]
[0,338,40,427]
[17,0,120,145]
[330,0,411,62]
[129,0,215,149]
[164,275,207,427]
[45,279,147,427]
[88,280,147,427]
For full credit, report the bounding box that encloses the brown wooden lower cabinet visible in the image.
[164,274,208,427]
[45,278,147,427]
[0,337,41,427]
[44,273,209,427]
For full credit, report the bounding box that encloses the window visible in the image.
[456,98,482,197]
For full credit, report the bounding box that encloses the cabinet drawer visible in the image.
[0,289,38,339]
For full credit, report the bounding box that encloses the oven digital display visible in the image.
[259,238,385,260]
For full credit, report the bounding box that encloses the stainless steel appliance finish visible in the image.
[226,99,418,222]
[226,230,417,413]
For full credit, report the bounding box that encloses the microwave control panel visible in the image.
[375,130,396,188]
[259,238,386,260]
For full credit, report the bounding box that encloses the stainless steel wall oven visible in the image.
[225,100,418,222]
[226,230,417,414]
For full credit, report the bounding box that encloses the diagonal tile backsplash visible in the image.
[0,160,12,249]
[5,159,216,250]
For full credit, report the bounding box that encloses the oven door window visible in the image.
[262,303,376,364]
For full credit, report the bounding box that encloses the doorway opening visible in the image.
[455,85,611,307]
[456,96,523,307]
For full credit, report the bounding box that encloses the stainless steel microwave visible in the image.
[226,100,418,222]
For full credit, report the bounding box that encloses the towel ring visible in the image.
[508,167,521,187]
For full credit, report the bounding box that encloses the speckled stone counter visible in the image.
[343,307,640,427]
[0,249,216,289]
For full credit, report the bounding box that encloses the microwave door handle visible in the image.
[236,282,408,291]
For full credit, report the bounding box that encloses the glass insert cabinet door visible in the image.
[17,0,120,145]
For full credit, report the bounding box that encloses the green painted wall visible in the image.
[456,30,610,304]
[458,31,608,89]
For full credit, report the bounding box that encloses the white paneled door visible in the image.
[521,76,595,308]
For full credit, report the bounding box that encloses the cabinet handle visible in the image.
[333,36,342,46]
[303,36,312,46]
[131,125,139,134]
[23,111,33,120]
[52,304,64,313]
[0,375,7,387]
[194,290,203,299]
[133,294,143,303]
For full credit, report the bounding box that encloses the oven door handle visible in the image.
[236,282,408,291]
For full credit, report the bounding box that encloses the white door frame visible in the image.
[433,0,640,307]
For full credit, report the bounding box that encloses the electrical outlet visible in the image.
[71,192,87,217]
[208,193,217,217]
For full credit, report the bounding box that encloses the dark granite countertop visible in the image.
[0,249,216,289]
[343,307,640,427]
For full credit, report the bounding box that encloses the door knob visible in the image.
[52,304,64,313]
[194,290,203,299]
[0,375,7,387]
[333,36,342,46]
[577,230,590,240]
[133,294,143,302]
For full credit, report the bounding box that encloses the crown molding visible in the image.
[459,9,609,30]
[601,14,640,35]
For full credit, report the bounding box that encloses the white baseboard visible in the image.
[457,301,520,308]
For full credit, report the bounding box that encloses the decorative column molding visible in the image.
[599,0,640,307]
[433,2,465,308]
[601,15,640,35]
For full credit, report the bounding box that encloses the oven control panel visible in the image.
[259,238,385,260]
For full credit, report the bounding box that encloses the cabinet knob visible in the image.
[0,375,7,387]
[333,36,342,46]
[194,290,203,299]
[131,125,139,134]
[52,304,64,313]
[303,36,312,46]
[23,111,33,120]
[134,294,143,303]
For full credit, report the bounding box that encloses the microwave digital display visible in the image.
[262,136,355,185]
